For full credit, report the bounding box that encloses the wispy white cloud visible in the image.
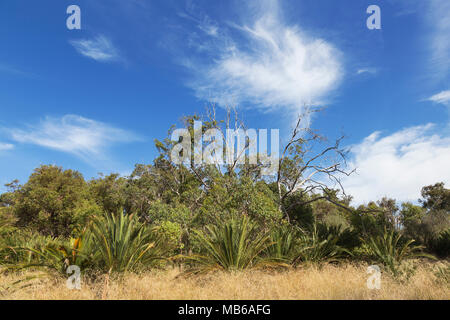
[178,11,219,37]
[0,143,14,151]
[7,115,140,161]
[181,0,343,113]
[356,68,377,75]
[428,90,450,105]
[426,0,450,79]
[343,124,450,204]
[70,35,121,62]
[199,23,218,37]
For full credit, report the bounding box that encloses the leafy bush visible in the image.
[429,229,450,258]
[156,220,184,254]
[8,165,100,237]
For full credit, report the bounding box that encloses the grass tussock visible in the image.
[1,262,448,300]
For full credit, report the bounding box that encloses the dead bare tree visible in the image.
[276,107,355,222]
[169,104,358,222]
[203,104,257,178]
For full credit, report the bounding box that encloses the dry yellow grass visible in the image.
[1,263,448,300]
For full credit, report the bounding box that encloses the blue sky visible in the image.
[0,0,449,204]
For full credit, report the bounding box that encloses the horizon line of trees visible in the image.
[1,163,448,255]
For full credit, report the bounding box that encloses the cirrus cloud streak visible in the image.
[6,115,140,161]
[182,0,343,113]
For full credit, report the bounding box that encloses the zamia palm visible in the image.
[188,215,275,274]
[0,234,83,275]
[294,223,348,265]
[266,225,299,264]
[363,228,435,276]
[91,212,167,273]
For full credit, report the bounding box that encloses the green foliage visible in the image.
[316,222,360,251]
[265,224,299,264]
[89,174,126,214]
[429,229,450,258]
[293,223,349,265]
[1,119,448,278]
[146,201,191,226]
[186,215,277,274]
[400,203,426,241]
[156,220,184,253]
[1,219,97,273]
[0,207,17,233]
[0,208,18,263]
[145,201,193,253]
[400,190,450,257]
[89,212,170,273]
[7,165,100,237]
[321,212,350,230]
[283,193,314,228]
[420,182,450,211]
[312,198,351,227]
[350,203,392,238]
[0,230,74,275]
[197,176,281,226]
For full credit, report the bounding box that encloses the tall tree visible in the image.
[8,165,98,237]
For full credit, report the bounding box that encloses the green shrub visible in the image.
[0,229,65,266]
[362,228,435,277]
[186,215,278,274]
[428,229,450,258]
[316,223,360,251]
[265,224,299,264]
[293,223,349,265]
[156,220,183,253]
[89,212,171,273]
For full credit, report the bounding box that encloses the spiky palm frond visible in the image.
[363,228,435,276]
[185,216,281,275]
[293,223,349,265]
[265,225,299,264]
[90,212,169,273]
[1,228,92,275]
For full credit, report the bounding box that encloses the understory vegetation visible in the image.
[0,109,449,298]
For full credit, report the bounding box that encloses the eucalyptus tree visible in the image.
[274,108,354,223]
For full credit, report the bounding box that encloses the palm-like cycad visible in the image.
[294,223,348,265]
[187,215,275,274]
[91,212,167,273]
[265,225,299,264]
[363,228,435,276]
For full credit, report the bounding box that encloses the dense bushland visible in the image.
[0,111,449,286]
